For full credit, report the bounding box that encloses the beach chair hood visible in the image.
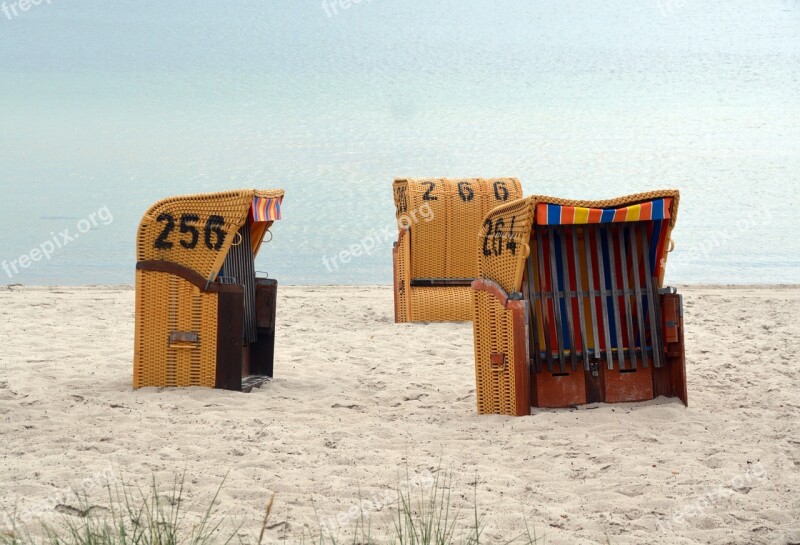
[477,190,680,296]
[136,189,284,284]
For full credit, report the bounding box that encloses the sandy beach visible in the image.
[1,285,798,545]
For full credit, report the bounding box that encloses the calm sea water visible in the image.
[1,1,798,285]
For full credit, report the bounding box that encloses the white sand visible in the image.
[1,285,798,544]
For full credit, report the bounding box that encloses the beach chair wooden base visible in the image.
[251,278,278,378]
[475,279,688,414]
[211,279,279,391]
[530,367,586,407]
[653,292,688,402]
[531,358,672,407]
[602,365,655,404]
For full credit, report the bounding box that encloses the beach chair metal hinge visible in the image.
[169,331,199,344]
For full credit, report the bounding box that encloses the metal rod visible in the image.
[583,227,601,360]
[617,227,638,370]
[536,229,554,372]
[519,288,648,298]
[411,278,474,287]
[525,242,541,373]
[640,225,663,369]
[547,229,566,372]
[630,224,650,368]
[605,226,625,370]
[222,225,257,344]
[594,227,614,370]
[571,228,590,371]
[558,228,578,371]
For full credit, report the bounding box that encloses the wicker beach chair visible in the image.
[392,178,523,322]
[471,190,687,415]
[133,189,284,391]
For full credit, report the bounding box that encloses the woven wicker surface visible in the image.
[133,270,218,388]
[472,289,519,414]
[393,228,410,323]
[475,197,536,296]
[392,178,522,322]
[134,188,284,389]
[410,286,474,322]
[393,178,522,279]
[472,190,680,415]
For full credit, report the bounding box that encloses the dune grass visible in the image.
[1,471,544,545]
[1,473,237,545]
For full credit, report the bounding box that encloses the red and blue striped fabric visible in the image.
[250,197,282,222]
[529,198,674,357]
[536,198,672,226]
[533,226,661,355]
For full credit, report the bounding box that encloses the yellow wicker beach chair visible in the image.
[471,191,687,415]
[392,178,523,322]
[133,189,284,391]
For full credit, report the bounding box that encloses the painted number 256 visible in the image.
[154,213,227,251]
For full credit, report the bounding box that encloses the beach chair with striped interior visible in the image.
[134,189,284,391]
[471,190,687,415]
[393,178,523,322]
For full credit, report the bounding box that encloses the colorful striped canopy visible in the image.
[536,198,672,226]
[251,196,282,222]
[530,223,667,355]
